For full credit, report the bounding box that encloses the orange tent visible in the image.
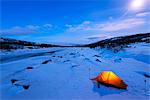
[91,71,128,89]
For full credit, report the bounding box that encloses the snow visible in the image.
[0,43,150,100]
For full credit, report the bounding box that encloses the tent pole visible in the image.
[144,79,146,95]
[107,72,111,83]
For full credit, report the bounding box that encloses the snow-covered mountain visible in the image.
[1,33,150,51]
[84,33,150,48]
[0,37,60,50]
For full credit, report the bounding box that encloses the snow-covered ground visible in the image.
[0,43,150,100]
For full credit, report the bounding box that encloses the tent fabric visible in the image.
[91,71,128,89]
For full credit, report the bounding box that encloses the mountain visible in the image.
[84,33,150,49]
[0,37,60,50]
[1,33,150,50]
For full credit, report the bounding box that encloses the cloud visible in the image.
[65,24,73,28]
[136,12,150,17]
[0,26,38,34]
[100,18,146,31]
[66,18,146,33]
[66,21,94,32]
[0,24,53,35]
[43,24,53,29]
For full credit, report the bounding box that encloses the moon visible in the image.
[130,0,145,10]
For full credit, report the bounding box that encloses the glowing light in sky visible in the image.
[130,0,146,10]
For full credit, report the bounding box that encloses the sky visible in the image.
[1,0,150,44]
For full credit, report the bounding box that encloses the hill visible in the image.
[0,37,60,50]
[84,33,150,50]
[1,33,150,50]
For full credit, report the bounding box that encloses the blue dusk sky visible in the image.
[1,0,150,44]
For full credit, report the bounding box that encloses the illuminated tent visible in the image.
[91,71,128,89]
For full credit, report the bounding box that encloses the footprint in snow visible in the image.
[135,71,150,78]
[10,79,30,91]
[95,59,101,62]
[58,56,63,58]
[42,59,52,64]
[93,55,101,57]
[70,53,75,55]
[26,66,33,71]
[11,79,18,84]
[63,60,70,62]
[144,74,150,78]
[71,65,79,68]
[114,58,122,63]
[26,66,33,69]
